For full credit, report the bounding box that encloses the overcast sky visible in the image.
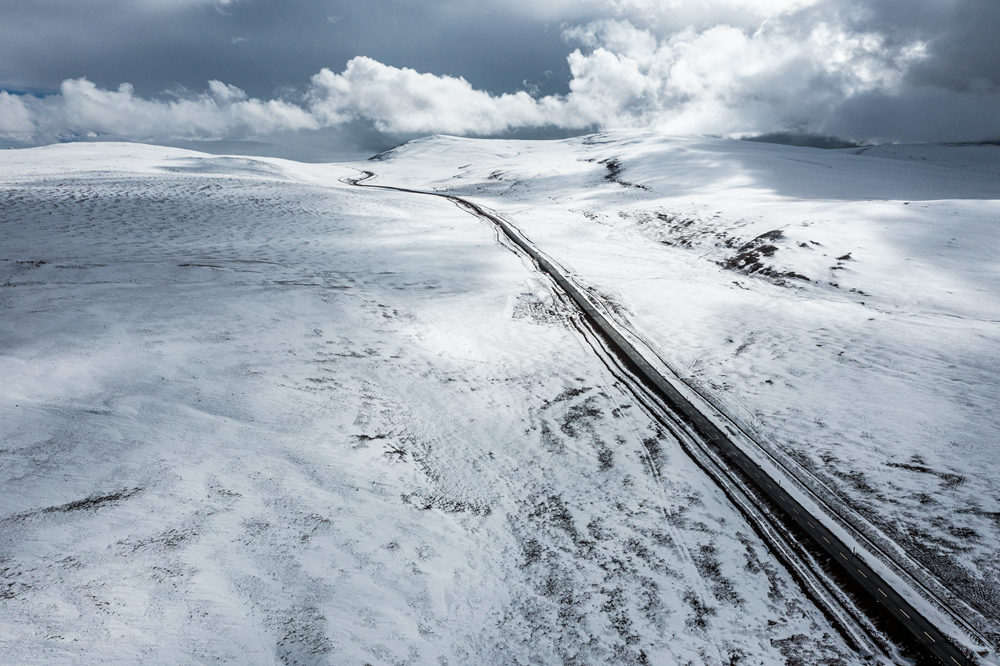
[1,0,998,154]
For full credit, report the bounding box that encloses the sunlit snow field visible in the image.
[0,143,862,664]
[370,132,1000,641]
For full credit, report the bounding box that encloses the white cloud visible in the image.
[307,57,555,134]
[0,6,995,146]
[6,78,317,143]
[0,92,34,139]
[607,0,821,29]
[555,18,929,135]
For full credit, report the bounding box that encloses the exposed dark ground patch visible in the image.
[276,605,334,664]
[650,212,714,249]
[616,210,852,287]
[885,457,967,490]
[0,561,33,600]
[599,158,651,191]
[793,448,1000,624]
[401,491,492,516]
[120,526,197,553]
[723,230,810,282]
[507,489,681,665]
[693,543,743,607]
[510,290,572,326]
[42,487,142,513]
[683,588,718,630]
[5,487,142,522]
[771,633,852,666]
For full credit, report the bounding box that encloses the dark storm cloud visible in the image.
[903,1,1000,93]
[0,0,997,148]
[796,0,999,93]
[812,0,1000,140]
[0,0,576,97]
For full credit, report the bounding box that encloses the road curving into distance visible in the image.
[345,170,984,666]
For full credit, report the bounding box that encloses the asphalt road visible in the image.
[347,171,980,666]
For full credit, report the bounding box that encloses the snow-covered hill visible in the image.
[371,132,1000,642]
[0,142,864,664]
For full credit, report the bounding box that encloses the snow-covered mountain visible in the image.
[1,135,997,663]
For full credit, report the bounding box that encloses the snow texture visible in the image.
[370,131,1000,645]
[0,142,860,664]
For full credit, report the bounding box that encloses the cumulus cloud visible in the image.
[557,18,931,135]
[8,78,317,143]
[0,92,34,139]
[307,57,556,134]
[1,0,997,146]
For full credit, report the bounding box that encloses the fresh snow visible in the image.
[369,131,1000,647]
[0,142,862,664]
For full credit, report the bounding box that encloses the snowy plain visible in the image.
[369,132,1000,648]
[0,142,866,664]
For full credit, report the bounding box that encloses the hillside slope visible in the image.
[371,132,1000,641]
[0,143,860,664]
